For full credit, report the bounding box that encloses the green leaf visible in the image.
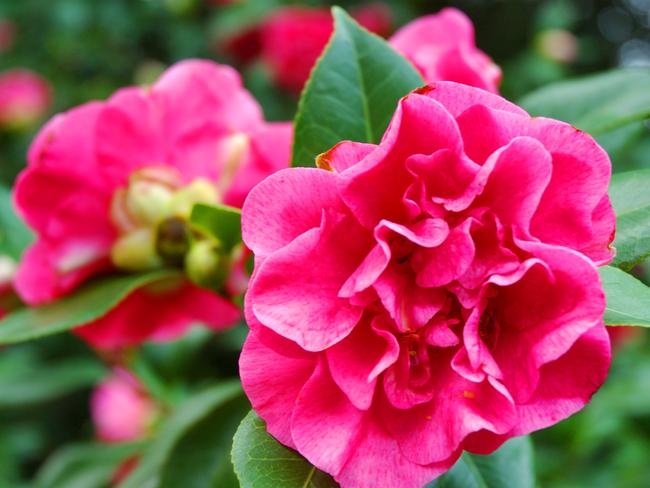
[0,357,105,409]
[0,185,33,261]
[519,69,650,135]
[427,437,535,488]
[601,265,650,327]
[231,411,337,488]
[120,380,246,488]
[0,270,177,345]
[190,203,242,253]
[609,169,650,269]
[36,442,144,488]
[291,6,423,167]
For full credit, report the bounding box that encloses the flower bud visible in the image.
[185,240,228,289]
[169,178,219,218]
[111,228,161,272]
[126,180,174,226]
[155,217,191,266]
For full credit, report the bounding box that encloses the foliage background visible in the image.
[0,0,649,486]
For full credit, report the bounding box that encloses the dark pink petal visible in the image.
[474,137,552,233]
[528,119,614,263]
[456,103,528,164]
[420,81,526,118]
[457,213,519,290]
[336,414,458,488]
[242,168,346,258]
[240,331,317,448]
[512,323,610,435]
[414,220,475,287]
[340,218,449,298]
[382,359,517,464]
[327,317,400,410]
[406,149,479,206]
[291,361,365,475]
[249,211,370,351]
[340,93,464,227]
[374,263,447,331]
[490,242,605,403]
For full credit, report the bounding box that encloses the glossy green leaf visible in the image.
[519,69,650,135]
[190,203,242,253]
[601,265,650,327]
[0,270,177,344]
[231,411,337,488]
[36,442,144,488]
[120,380,246,488]
[291,6,423,167]
[428,437,535,488]
[0,185,33,261]
[609,169,650,269]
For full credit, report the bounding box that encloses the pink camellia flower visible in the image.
[240,82,614,487]
[14,59,292,349]
[0,69,51,129]
[260,5,392,93]
[390,8,501,93]
[91,369,157,443]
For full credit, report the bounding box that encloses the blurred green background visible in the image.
[0,0,649,487]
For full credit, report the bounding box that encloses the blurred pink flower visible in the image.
[0,69,51,129]
[91,369,156,443]
[259,5,392,93]
[240,82,614,487]
[14,59,292,349]
[390,8,501,92]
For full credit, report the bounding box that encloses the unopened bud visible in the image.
[156,217,191,266]
[185,240,228,289]
[111,228,160,271]
[169,178,219,218]
[126,180,174,226]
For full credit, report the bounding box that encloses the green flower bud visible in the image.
[156,216,191,266]
[111,228,161,271]
[185,240,228,289]
[126,180,174,226]
[169,178,220,218]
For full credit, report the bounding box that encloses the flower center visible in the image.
[109,166,219,272]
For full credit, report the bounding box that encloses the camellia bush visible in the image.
[1,1,650,487]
